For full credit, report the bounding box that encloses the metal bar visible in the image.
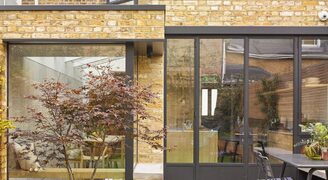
[6,42,9,180]
[107,0,133,4]
[243,36,250,180]
[293,37,302,154]
[165,163,195,167]
[306,168,315,180]
[194,37,200,180]
[135,55,139,166]
[165,26,328,36]
[125,42,134,180]
[2,39,164,44]
[0,5,165,11]
[163,38,167,180]
[280,162,287,178]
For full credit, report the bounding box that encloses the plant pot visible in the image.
[304,145,322,160]
[322,147,328,160]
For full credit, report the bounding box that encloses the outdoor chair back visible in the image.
[254,151,293,180]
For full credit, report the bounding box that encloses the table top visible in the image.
[271,153,328,169]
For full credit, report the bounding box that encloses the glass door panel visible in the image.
[301,38,328,125]
[199,39,244,163]
[166,39,195,163]
[248,39,294,163]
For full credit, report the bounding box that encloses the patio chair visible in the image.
[254,151,293,180]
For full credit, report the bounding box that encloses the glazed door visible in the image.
[165,37,247,180]
[165,36,300,180]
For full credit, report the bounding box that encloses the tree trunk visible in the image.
[90,137,107,180]
[63,145,75,180]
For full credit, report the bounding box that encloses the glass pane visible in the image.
[248,39,294,164]
[5,0,20,5]
[211,89,217,116]
[167,39,194,163]
[301,38,328,125]
[199,39,244,163]
[202,89,208,116]
[9,44,126,179]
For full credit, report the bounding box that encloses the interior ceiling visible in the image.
[135,42,164,57]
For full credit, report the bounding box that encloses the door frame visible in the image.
[164,26,328,180]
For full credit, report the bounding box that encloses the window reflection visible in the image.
[248,39,294,164]
[301,38,328,125]
[166,39,194,163]
[9,44,126,179]
[199,39,244,163]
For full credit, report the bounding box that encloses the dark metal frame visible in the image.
[2,39,164,44]
[164,26,328,180]
[125,42,134,180]
[107,0,134,4]
[165,26,328,36]
[0,5,165,11]
[5,42,136,180]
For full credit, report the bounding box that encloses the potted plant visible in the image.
[299,123,328,160]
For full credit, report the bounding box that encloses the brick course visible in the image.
[0,9,164,179]
[140,0,328,26]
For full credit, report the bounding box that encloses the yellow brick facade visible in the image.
[0,9,164,179]
[0,0,327,179]
[136,55,164,163]
[139,0,328,26]
[0,11,164,39]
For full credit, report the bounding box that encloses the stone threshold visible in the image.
[134,163,163,180]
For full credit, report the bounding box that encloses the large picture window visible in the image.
[8,44,126,179]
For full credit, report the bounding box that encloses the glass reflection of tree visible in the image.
[213,74,243,134]
[256,75,280,131]
[167,42,194,129]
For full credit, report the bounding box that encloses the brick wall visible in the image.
[136,55,164,163]
[19,0,328,26]
[0,9,164,179]
[140,0,328,26]
[0,11,164,39]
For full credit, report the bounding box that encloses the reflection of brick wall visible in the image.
[268,130,293,151]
